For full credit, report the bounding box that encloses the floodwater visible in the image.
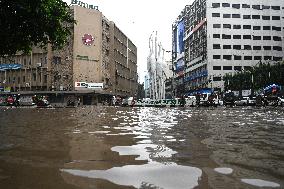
[0,106,283,189]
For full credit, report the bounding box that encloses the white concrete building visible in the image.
[147,31,167,99]
[175,0,284,93]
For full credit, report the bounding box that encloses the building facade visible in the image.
[173,0,284,94]
[0,5,138,98]
[147,31,166,99]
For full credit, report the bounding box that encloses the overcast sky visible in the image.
[64,0,192,83]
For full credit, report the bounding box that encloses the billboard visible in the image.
[75,82,103,90]
[175,59,185,71]
[177,20,185,54]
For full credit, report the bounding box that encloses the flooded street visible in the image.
[0,106,284,189]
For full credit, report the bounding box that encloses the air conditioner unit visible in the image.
[36,63,42,67]
[25,82,30,87]
[65,56,70,61]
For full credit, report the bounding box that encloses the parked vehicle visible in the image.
[19,96,35,106]
[185,96,197,107]
[223,92,235,106]
[278,96,284,106]
[6,96,15,106]
[198,93,211,106]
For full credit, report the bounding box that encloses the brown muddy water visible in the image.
[0,106,283,189]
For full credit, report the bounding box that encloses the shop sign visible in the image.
[75,82,103,90]
[0,86,4,92]
[4,87,11,92]
[82,34,94,46]
[76,55,99,62]
[71,0,98,10]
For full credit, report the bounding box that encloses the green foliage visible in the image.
[0,0,75,56]
[224,61,284,91]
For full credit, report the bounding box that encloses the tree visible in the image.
[0,0,75,56]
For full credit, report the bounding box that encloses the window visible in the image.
[212,3,220,8]
[254,56,262,60]
[222,3,230,7]
[273,57,282,61]
[17,77,20,84]
[263,36,271,40]
[44,75,47,83]
[243,15,251,19]
[223,45,231,49]
[213,55,221,59]
[33,73,36,81]
[253,46,261,50]
[262,16,270,20]
[271,6,280,10]
[233,45,241,50]
[223,66,232,70]
[213,44,221,49]
[252,15,260,19]
[213,77,222,81]
[252,5,261,10]
[53,56,61,64]
[233,35,241,39]
[223,55,232,60]
[23,76,25,82]
[232,14,241,18]
[244,45,252,50]
[213,66,221,70]
[253,26,261,30]
[234,55,242,60]
[213,24,221,28]
[234,66,242,71]
[263,26,271,30]
[212,13,220,17]
[244,56,252,60]
[232,4,240,9]
[253,36,261,40]
[242,4,250,8]
[213,34,220,38]
[273,46,282,51]
[222,34,231,39]
[272,16,280,20]
[243,35,251,39]
[223,14,231,18]
[262,5,270,9]
[223,24,231,29]
[243,25,251,29]
[263,46,271,50]
[233,25,241,29]
[272,26,281,31]
[264,56,272,60]
[24,58,26,65]
[273,36,282,41]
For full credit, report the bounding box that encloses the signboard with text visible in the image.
[71,0,98,10]
[75,82,103,90]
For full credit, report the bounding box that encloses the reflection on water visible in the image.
[62,163,202,189]
[241,179,280,188]
[0,106,284,188]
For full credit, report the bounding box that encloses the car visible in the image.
[235,96,256,106]
[223,92,235,106]
[278,96,284,106]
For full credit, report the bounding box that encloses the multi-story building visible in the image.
[147,31,166,99]
[0,5,137,102]
[173,0,284,94]
[172,6,188,97]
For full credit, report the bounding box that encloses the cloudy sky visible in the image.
[64,0,192,82]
